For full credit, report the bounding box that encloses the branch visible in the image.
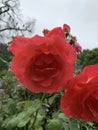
[0,27,31,33]
[0,6,9,15]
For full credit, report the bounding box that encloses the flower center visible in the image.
[33,53,57,69]
[31,53,60,81]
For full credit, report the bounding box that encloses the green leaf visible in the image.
[49,94,59,105]
[4,116,19,129]
[2,118,11,128]
[4,111,28,129]
[34,114,43,128]
[0,57,8,64]
[47,119,61,130]
[69,118,80,130]
[53,112,69,130]
[36,127,43,130]
[17,115,30,128]
[58,113,68,122]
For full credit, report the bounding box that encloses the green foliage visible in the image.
[0,43,12,71]
[2,100,42,129]
[78,48,98,68]
[69,118,80,130]
[47,119,62,130]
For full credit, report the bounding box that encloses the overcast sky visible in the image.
[20,0,98,50]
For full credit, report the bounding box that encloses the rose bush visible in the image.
[60,65,98,122]
[9,27,76,94]
[7,23,98,130]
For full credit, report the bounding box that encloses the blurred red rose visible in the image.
[60,65,98,122]
[74,43,82,53]
[63,24,70,32]
[9,27,76,94]
[42,29,50,35]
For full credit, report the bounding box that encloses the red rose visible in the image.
[42,29,50,35]
[63,24,70,32]
[74,43,82,53]
[60,65,98,122]
[9,27,76,94]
